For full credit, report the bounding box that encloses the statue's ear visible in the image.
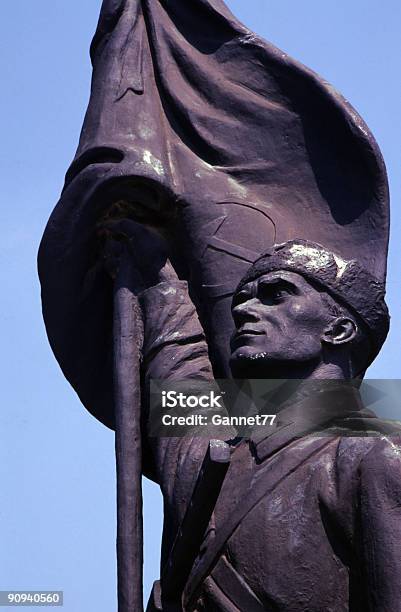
[322,317,358,346]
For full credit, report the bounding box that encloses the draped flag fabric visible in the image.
[39,0,389,428]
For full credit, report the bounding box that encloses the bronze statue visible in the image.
[38,1,400,610]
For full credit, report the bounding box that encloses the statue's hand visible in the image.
[98,219,178,289]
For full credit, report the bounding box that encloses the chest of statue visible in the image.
[156,435,360,611]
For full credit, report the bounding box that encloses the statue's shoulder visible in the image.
[336,429,401,477]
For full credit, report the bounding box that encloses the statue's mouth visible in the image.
[232,328,265,347]
[236,328,263,337]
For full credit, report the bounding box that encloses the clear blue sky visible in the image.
[1,1,400,610]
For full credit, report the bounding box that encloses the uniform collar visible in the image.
[249,381,369,462]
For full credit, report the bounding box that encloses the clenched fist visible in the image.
[98,218,178,290]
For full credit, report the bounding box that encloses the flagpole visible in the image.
[113,251,144,612]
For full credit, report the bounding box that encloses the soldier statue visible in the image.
[38,0,401,610]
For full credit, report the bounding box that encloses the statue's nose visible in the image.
[232,298,260,327]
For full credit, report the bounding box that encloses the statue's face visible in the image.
[230,270,331,369]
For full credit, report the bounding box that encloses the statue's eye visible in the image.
[258,281,293,304]
[272,289,288,301]
[232,290,252,308]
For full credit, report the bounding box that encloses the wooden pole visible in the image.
[113,253,144,612]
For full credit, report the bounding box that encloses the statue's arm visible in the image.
[102,220,216,485]
[101,218,213,383]
[139,280,213,383]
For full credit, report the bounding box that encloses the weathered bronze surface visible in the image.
[39,1,400,610]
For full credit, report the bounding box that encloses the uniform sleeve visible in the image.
[357,436,401,611]
[138,281,229,495]
[139,280,213,383]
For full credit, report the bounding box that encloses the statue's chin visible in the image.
[230,346,270,362]
[234,351,269,362]
[229,349,272,378]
